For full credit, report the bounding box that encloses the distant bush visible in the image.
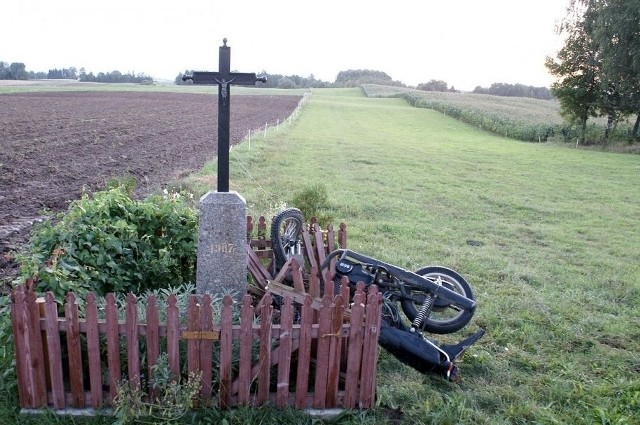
[335,69,405,88]
[291,184,333,226]
[416,79,457,93]
[16,186,198,300]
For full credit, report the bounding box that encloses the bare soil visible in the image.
[0,90,302,286]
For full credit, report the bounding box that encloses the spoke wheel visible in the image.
[270,208,304,273]
[401,266,475,334]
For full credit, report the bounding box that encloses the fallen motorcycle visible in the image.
[271,208,485,380]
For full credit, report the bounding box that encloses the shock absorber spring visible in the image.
[411,295,434,331]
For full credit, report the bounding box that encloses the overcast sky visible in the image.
[2,0,568,91]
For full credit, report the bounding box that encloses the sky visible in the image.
[2,0,569,91]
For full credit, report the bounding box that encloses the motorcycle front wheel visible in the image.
[400,266,475,334]
[270,208,305,273]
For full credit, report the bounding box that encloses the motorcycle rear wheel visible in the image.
[400,266,475,334]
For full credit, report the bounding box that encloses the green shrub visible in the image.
[290,183,333,226]
[16,186,198,300]
[0,296,17,407]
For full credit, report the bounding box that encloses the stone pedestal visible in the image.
[196,191,247,299]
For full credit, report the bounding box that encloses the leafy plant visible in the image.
[16,186,198,300]
[291,183,333,226]
[0,296,17,405]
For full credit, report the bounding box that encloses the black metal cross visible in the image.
[183,38,266,192]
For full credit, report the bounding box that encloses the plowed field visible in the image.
[0,90,302,285]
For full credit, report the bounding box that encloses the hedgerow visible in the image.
[396,90,559,142]
[361,84,636,145]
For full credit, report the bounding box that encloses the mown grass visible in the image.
[190,88,640,423]
[3,87,639,424]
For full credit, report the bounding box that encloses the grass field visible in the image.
[3,86,640,424]
[207,88,640,424]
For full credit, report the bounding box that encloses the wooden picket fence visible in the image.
[11,284,382,411]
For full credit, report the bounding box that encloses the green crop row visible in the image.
[362,84,634,145]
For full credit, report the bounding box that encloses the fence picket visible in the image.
[44,292,65,409]
[246,215,254,238]
[326,294,344,406]
[360,285,382,408]
[338,223,347,249]
[105,293,120,402]
[343,285,365,408]
[219,296,234,408]
[322,268,335,298]
[257,293,273,405]
[238,295,254,406]
[146,295,160,401]
[312,222,327,267]
[11,288,30,407]
[290,258,305,292]
[301,224,318,270]
[200,294,214,401]
[125,293,140,391]
[295,295,313,408]
[187,296,201,376]
[339,277,351,369]
[276,296,294,407]
[24,291,47,408]
[340,276,350,307]
[65,292,85,407]
[326,223,335,253]
[313,294,332,408]
[12,288,47,407]
[85,293,103,408]
[166,294,180,381]
[258,215,267,236]
[308,264,320,299]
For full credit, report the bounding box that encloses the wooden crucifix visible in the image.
[183,38,266,192]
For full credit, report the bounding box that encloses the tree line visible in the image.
[412,79,552,100]
[78,68,153,84]
[546,0,640,143]
[472,83,553,100]
[0,62,152,84]
[4,60,568,111]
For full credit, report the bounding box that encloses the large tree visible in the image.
[0,62,28,80]
[548,0,640,142]
[591,0,640,137]
[545,4,602,143]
